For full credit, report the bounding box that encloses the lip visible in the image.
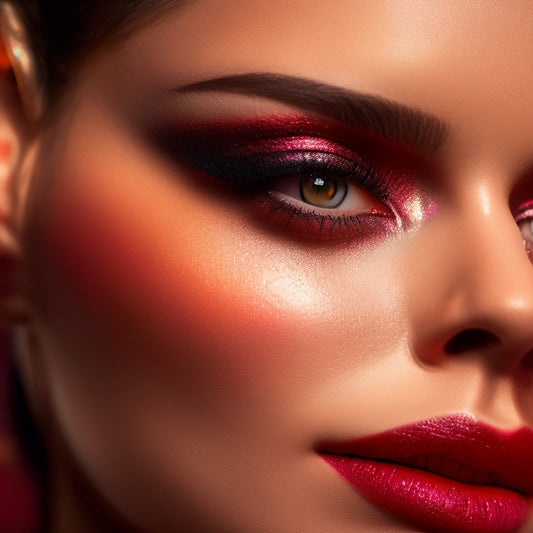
[319,413,533,533]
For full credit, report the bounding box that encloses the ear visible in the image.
[0,2,43,326]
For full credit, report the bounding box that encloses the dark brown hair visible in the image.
[13,0,186,110]
[7,3,187,529]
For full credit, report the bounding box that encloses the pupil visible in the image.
[305,176,336,201]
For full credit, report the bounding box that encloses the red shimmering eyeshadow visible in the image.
[151,114,436,229]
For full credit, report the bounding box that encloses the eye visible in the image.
[274,172,385,214]
[151,117,419,241]
[518,217,533,253]
[515,201,533,255]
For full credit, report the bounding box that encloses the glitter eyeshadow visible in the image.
[150,115,435,239]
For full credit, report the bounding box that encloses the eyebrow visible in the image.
[175,73,448,153]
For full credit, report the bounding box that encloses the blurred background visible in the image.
[0,331,40,533]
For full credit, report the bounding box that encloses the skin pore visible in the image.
[5,0,533,531]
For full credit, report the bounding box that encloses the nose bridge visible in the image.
[456,202,533,336]
[410,195,533,367]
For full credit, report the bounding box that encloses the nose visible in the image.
[408,198,533,373]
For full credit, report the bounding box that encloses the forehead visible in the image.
[115,0,533,88]
[82,1,533,166]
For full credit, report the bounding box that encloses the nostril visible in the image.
[521,351,533,371]
[517,350,533,386]
[445,329,500,355]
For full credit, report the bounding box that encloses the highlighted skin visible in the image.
[3,1,533,532]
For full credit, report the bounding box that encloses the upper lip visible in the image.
[319,413,533,495]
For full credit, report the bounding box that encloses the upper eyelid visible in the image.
[181,148,373,186]
[218,136,358,158]
[153,115,378,154]
[150,114,431,175]
[175,128,369,159]
[165,137,374,179]
[150,118,403,198]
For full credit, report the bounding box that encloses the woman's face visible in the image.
[20,1,533,531]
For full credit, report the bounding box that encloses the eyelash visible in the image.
[259,194,394,241]
[155,118,533,249]
[202,149,396,240]
[152,119,417,241]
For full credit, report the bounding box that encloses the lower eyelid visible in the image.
[271,190,390,216]
[255,192,396,242]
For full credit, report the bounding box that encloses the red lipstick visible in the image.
[319,414,533,532]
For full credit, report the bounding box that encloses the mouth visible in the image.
[319,414,533,533]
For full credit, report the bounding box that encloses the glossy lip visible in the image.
[319,413,533,533]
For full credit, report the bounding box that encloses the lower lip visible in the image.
[321,454,530,533]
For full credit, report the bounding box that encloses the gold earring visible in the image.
[0,2,43,122]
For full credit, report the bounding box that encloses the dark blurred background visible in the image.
[0,331,40,533]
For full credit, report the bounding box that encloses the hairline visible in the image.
[16,0,191,120]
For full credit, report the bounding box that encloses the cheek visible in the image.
[36,170,318,391]
[21,124,412,530]
[26,136,406,409]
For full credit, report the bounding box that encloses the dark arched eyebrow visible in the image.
[176,73,448,154]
